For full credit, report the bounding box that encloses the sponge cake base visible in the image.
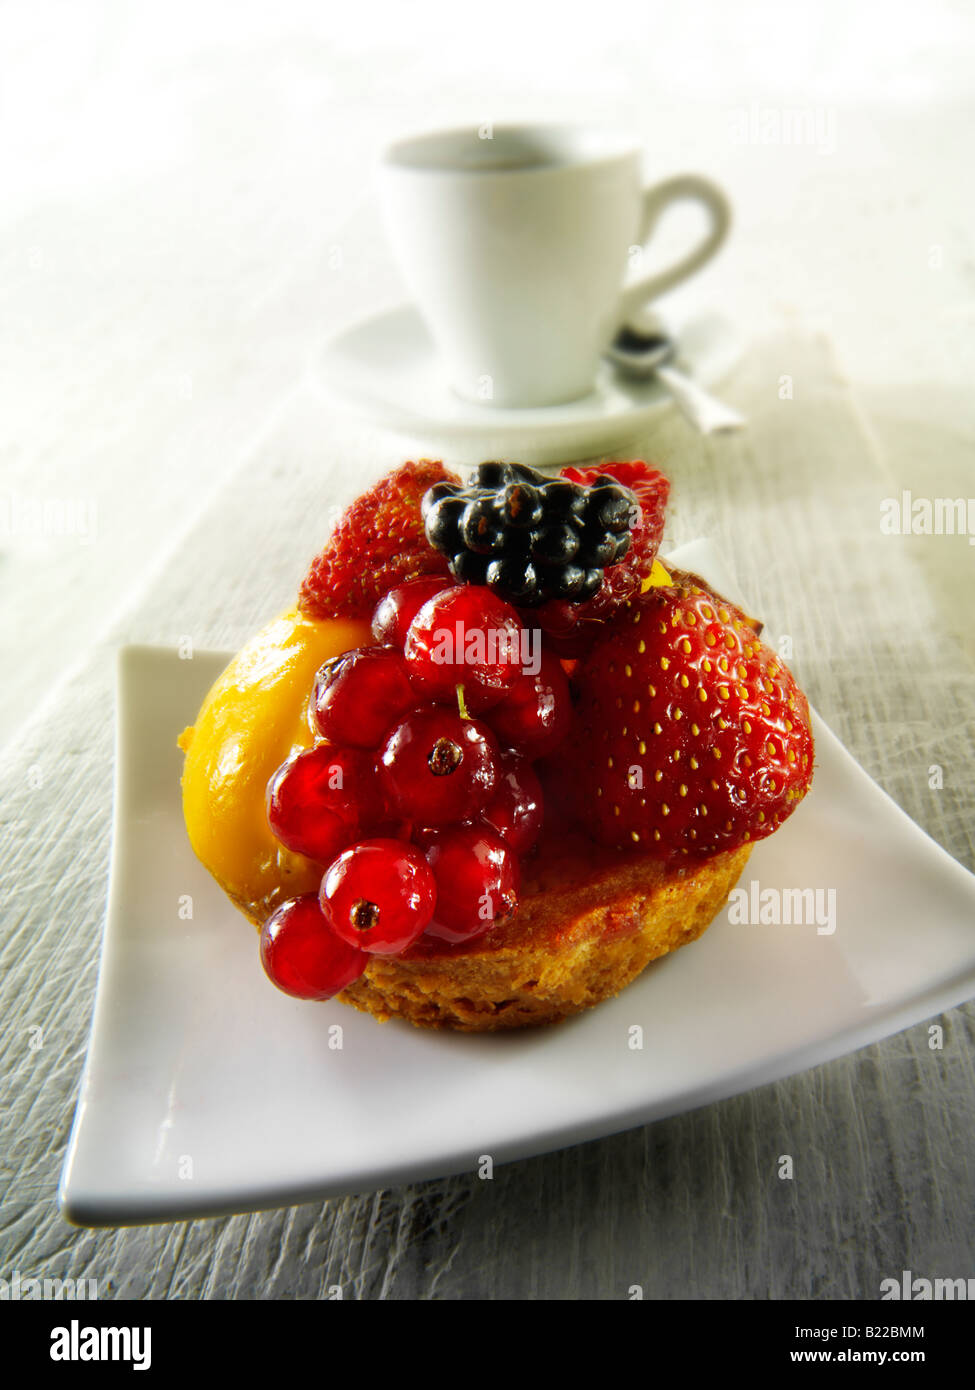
[338,833,751,1031]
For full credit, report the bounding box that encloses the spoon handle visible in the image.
[655,363,746,434]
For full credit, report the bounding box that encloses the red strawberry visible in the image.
[299,460,460,620]
[535,461,670,653]
[564,570,814,857]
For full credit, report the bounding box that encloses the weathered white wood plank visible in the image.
[2,331,973,1298]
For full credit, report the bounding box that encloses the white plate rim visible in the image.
[59,541,975,1226]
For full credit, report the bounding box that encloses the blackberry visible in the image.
[531,521,580,566]
[498,481,543,529]
[422,461,639,608]
[460,498,507,555]
[486,556,540,606]
[472,462,510,488]
[424,493,467,554]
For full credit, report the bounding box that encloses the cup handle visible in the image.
[619,174,731,327]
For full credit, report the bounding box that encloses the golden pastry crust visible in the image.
[337,831,751,1031]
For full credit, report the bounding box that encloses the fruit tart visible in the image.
[179,459,814,1031]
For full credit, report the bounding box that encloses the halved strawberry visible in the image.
[299,460,460,620]
[564,570,814,857]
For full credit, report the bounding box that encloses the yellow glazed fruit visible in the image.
[178,608,371,921]
[642,559,672,592]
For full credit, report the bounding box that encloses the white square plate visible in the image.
[59,542,975,1225]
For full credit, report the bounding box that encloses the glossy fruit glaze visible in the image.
[178,607,371,918]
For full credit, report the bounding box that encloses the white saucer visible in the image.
[309,303,744,466]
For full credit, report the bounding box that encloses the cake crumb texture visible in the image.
[339,840,752,1031]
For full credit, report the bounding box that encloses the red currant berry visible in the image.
[371,576,457,649]
[311,645,416,748]
[266,745,376,863]
[379,706,500,825]
[531,599,603,658]
[403,585,525,713]
[260,894,368,1000]
[482,751,544,854]
[484,644,571,757]
[420,822,520,945]
[320,838,436,956]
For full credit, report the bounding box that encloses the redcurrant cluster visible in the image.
[259,577,571,1000]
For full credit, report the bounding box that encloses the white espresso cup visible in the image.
[377,123,730,409]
